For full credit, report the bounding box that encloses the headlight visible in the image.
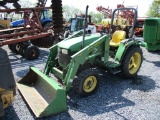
[62,49,68,54]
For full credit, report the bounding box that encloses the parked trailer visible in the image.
[0,7,55,60]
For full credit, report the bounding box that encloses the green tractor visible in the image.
[142,0,160,51]
[143,18,160,51]
[17,6,143,117]
[64,14,96,38]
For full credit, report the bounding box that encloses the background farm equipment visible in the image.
[0,0,64,60]
[64,14,97,38]
[142,0,160,51]
[0,0,64,117]
[0,7,53,60]
[10,9,52,28]
[0,47,16,117]
[134,17,147,37]
[0,8,14,29]
[17,7,143,118]
[143,18,160,51]
[96,4,146,37]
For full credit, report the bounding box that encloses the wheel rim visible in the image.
[83,76,97,93]
[29,49,36,57]
[128,52,141,74]
[16,44,20,51]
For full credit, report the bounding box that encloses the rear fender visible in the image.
[114,39,141,63]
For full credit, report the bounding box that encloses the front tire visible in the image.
[73,69,99,97]
[120,46,143,78]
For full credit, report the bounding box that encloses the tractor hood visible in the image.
[58,33,101,52]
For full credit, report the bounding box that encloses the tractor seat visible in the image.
[110,30,126,47]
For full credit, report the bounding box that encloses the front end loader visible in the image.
[17,7,143,118]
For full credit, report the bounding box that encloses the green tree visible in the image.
[19,0,36,8]
[63,5,83,21]
[62,5,103,24]
[147,0,160,17]
[89,12,104,24]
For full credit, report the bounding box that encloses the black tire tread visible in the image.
[24,45,40,60]
[72,68,99,97]
[120,45,143,78]
[8,43,19,54]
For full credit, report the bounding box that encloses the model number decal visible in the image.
[78,41,101,57]
[87,41,101,51]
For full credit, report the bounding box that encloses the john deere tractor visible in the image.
[17,7,143,117]
[142,0,160,51]
[64,14,96,38]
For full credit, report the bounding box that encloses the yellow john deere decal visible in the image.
[87,41,101,51]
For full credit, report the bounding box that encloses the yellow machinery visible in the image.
[0,48,16,117]
[0,20,10,29]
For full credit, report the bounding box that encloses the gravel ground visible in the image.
[1,40,160,120]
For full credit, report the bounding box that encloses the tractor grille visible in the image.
[146,21,156,26]
[58,48,72,66]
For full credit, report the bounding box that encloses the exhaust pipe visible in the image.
[82,5,89,48]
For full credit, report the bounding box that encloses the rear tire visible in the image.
[19,47,25,57]
[8,30,21,54]
[19,42,30,57]
[73,69,99,97]
[24,45,39,60]
[120,46,143,78]
[8,43,19,54]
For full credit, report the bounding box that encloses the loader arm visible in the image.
[44,44,58,75]
[64,34,110,91]
[44,30,83,75]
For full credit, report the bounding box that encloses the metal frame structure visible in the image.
[0,7,53,47]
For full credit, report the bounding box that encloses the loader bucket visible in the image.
[17,67,67,118]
